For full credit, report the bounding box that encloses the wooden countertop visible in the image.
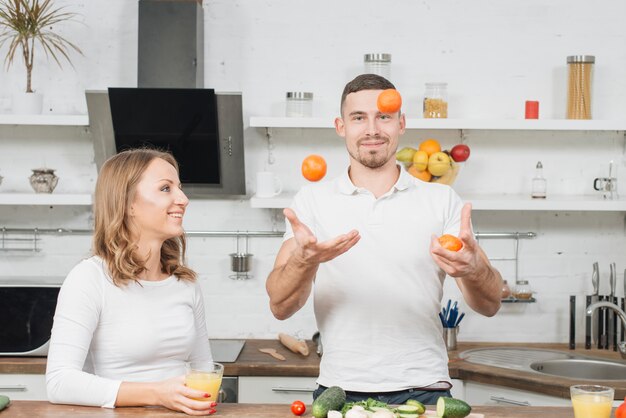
[0,401,590,417]
[2,340,625,399]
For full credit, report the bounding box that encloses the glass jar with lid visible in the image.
[513,280,533,300]
[423,82,448,118]
[566,55,595,120]
[285,92,313,117]
[364,53,391,80]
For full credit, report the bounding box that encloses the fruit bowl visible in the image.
[397,141,469,186]
[402,160,462,185]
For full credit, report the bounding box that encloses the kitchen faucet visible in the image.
[586,301,626,359]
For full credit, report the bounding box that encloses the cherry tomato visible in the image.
[291,400,306,416]
[616,398,626,418]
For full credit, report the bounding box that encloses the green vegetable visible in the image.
[405,399,426,414]
[436,397,471,418]
[312,386,346,418]
[341,398,391,415]
[0,395,10,411]
[396,404,420,414]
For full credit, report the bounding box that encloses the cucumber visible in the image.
[436,397,471,418]
[0,395,10,411]
[396,404,420,414]
[405,399,426,414]
[312,386,346,418]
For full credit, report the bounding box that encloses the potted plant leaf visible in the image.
[0,0,82,114]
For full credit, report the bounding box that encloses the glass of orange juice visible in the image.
[185,361,224,402]
[570,384,614,418]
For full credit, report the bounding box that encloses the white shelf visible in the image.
[250,192,626,211]
[0,193,93,206]
[250,116,626,131]
[0,114,89,126]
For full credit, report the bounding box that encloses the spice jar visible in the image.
[513,280,533,300]
[364,53,391,80]
[501,280,512,299]
[285,92,313,117]
[423,82,448,118]
[566,55,595,120]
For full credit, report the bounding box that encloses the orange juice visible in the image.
[571,393,612,418]
[185,371,222,401]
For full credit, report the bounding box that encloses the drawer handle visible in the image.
[0,385,27,392]
[271,387,316,393]
[490,396,531,406]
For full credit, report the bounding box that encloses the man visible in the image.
[266,74,502,405]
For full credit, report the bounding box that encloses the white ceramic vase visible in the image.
[12,92,43,115]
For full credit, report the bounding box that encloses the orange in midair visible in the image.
[438,234,463,252]
[377,89,402,113]
[301,154,327,182]
[418,139,442,156]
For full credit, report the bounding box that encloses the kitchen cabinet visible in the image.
[464,381,570,407]
[0,373,47,400]
[249,116,626,211]
[238,376,317,404]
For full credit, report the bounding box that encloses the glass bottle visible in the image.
[531,161,547,199]
[566,55,595,120]
[364,53,391,80]
[501,280,512,299]
[513,280,533,300]
[423,82,448,118]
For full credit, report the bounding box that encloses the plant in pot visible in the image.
[0,0,82,114]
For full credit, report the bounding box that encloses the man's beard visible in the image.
[348,138,391,169]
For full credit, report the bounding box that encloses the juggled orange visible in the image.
[301,154,327,182]
[418,139,441,156]
[438,234,463,251]
[377,89,402,113]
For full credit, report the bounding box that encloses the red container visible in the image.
[525,101,539,119]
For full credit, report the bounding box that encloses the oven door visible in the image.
[0,285,60,356]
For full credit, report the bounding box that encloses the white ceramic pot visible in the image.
[12,92,43,115]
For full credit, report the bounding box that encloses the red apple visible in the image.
[450,144,470,162]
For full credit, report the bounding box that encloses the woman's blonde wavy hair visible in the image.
[93,148,196,286]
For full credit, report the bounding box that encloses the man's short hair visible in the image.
[340,74,396,115]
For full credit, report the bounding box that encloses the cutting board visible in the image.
[423,411,484,418]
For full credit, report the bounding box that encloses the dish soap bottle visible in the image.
[531,161,547,199]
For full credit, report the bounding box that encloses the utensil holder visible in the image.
[229,232,253,280]
[443,327,459,351]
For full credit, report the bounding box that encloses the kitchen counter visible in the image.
[0,401,593,417]
[2,340,625,399]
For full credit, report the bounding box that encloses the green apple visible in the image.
[412,150,429,171]
[428,151,451,176]
[396,147,417,163]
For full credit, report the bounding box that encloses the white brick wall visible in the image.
[0,0,624,342]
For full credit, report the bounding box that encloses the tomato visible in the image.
[291,400,306,416]
[616,398,626,418]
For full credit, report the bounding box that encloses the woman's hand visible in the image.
[154,376,217,416]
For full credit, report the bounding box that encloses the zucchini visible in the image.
[405,399,426,414]
[396,404,420,414]
[312,386,347,418]
[436,396,471,418]
[0,395,10,411]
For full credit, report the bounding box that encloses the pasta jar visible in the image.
[364,53,391,80]
[285,92,313,117]
[423,82,448,118]
[566,55,595,120]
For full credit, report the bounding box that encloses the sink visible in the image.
[459,347,626,381]
[530,358,626,381]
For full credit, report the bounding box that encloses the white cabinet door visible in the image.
[464,381,570,407]
[449,378,465,400]
[238,376,317,404]
[0,374,47,400]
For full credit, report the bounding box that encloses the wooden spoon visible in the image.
[258,348,286,361]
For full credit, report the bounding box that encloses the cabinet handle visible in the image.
[490,396,531,406]
[271,387,316,393]
[0,385,27,392]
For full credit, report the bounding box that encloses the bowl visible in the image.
[402,160,463,185]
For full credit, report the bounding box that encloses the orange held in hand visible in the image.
[301,154,327,182]
[438,234,463,252]
[377,89,402,113]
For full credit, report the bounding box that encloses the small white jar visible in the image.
[364,53,391,80]
[285,92,313,117]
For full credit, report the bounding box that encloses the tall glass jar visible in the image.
[566,55,594,120]
[364,53,391,80]
[285,92,313,117]
[423,82,448,118]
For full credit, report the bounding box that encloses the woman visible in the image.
[46,149,216,416]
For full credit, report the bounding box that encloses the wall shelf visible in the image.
[0,114,89,126]
[250,116,626,131]
[250,192,626,211]
[0,193,92,206]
